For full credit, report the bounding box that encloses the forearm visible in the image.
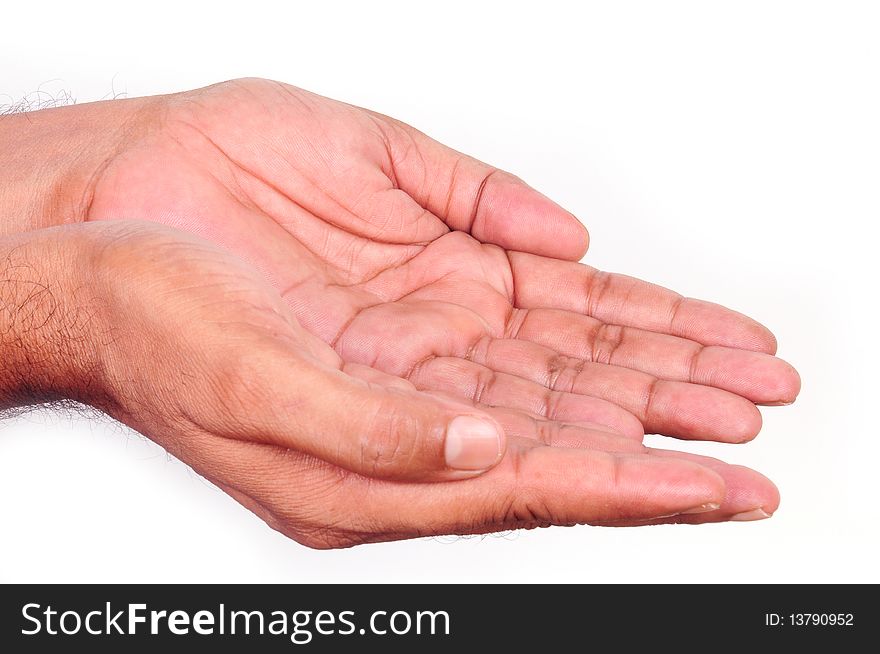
[0,97,154,236]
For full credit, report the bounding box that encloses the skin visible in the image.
[0,78,800,548]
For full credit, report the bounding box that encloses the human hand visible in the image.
[0,79,800,543]
[0,221,776,548]
[72,78,798,444]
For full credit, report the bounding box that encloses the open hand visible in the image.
[0,221,780,548]
[0,79,801,546]
[87,78,800,444]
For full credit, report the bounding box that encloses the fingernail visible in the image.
[762,400,795,407]
[445,416,503,471]
[681,502,721,515]
[730,508,772,521]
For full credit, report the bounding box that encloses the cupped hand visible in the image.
[86,78,799,446]
[7,221,777,548]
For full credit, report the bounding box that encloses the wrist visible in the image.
[0,225,111,410]
[0,96,157,236]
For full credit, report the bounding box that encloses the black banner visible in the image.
[0,584,870,651]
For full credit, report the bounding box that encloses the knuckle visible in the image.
[544,354,567,389]
[642,378,662,423]
[464,334,492,364]
[503,307,528,339]
[467,167,501,233]
[533,420,559,446]
[484,448,568,530]
[544,354,582,393]
[496,489,558,529]
[686,344,706,384]
[471,367,497,404]
[359,401,420,476]
[589,323,625,365]
[540,388,564,419]
[584,269,613,316]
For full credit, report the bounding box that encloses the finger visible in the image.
[594,449,780,526]
[512,309,801,404]
[343,361,646,453]
[345,444,727,535]
[407,355,645,439]
[466,338,762,442]
[508,251,778,353]
[378,116,590,260]
[182,433,726,548]
[648,448,780,522]
[195,341,510,482]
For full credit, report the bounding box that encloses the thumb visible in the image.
[373,113,590,261]
[350,385,507,481]
[204,348,506,482]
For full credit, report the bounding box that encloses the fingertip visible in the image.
[596,447,780,525]
[619,454,727,515]
[725,310,778,354]
[768,360,801,405]
[651,382,763,443]
[731,402,764,443]
[736,465,781,516]
[619,410,646,440]
[680,299,779,353]
[477,173,590,261]
[444,414,506,473]
[700,347,800,405]
[546,209,590,261]
[745,321,778,355]
[739,313,779,355]
[644,451,780,524]
[571,215,590,260]
[725,472,780,522]
[708,462,780,517]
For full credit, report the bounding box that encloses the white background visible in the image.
[1,0,878,583]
